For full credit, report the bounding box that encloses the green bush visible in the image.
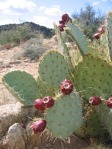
[72,5,105,40]
[0,30,20,45]
[0,23,43,46]
[16,23,38,42]
[22,38,47,60]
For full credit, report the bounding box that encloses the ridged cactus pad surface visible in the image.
[54,23,70,57]
[85,112,105,137]
[36,76,55,98]
[2,71,39,106]
[107,11,112,60]
[96,103,112,138]
[66,23,89,55]
[38,50,70,88]
[46,92,83,139]
[73,54,112,99]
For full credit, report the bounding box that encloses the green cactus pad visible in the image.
[54,23,68,54]
[46,92,83,139]
[2,71,39,106]
[107,11,112,60]
[38,50,70,88]
[66,22,89,56]
[36,76,56,98]
[73,54,112,100]
[54,23,70,57]
[85,112,105,137]
[96,103,112,138]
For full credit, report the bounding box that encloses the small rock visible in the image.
[0,102,38,138]
[2,123,27,149]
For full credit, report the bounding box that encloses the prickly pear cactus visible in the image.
[2,10,112,142]
[107,11,112,60]
[96,103,112,138]
[100,29,108,55]
[84,111,106,137]
[2,71,39,106]
[42,11,112,140]
[38,50,70,88]
[2,50,70,106]
[63,12,112,139]
[36,76,56,98]
[46,92,83,139]
[66,22,89,56]
[54,23,70,57]
[73,54,112,100]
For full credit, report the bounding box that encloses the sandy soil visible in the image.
[0,46,38,105]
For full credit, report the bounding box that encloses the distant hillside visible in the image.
[0,22,54,38]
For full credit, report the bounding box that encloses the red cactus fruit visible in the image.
[98,26,105,34]
[60,79,74,95]
[31,119,46,133]
[58,24,65,31]
[93,33,101,39]
[89,96,102,106]
[59,20,65,24]
[62,14,69,21]
[106,97,112,108]
[34,99,46,111]
[43,96,54,108]
[62,13,72,23]
[58,23,65,31]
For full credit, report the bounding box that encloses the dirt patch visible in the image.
[0,46,39,105]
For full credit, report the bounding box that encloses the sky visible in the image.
[0,0,112,28]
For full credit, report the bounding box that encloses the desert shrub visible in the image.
[0,23,42,46]
[22,37,48,60]
[16,23,38,42]
[72,5,105,40]
[0,30,20,46]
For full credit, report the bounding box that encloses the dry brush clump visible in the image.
[22,37,48,61]
[0,23,48,50]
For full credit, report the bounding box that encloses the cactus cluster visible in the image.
[63,12,112,139]
[31,79,83,139]
[56,12,112,140]
[2,42,83,139]
[2,11,112,143]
